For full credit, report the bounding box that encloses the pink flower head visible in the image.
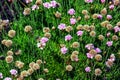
[31,5,39,10]
[43,2,51,9]
[114,26,120,33]
[97,14,103,19]
[110,54,115,62]
[106,41,113,47]
[65,34,72,41]
[68,8,75,15]
[58,23,66,30]
[40,37,49,43]
[85,67,91,72]
[61,47,68,54]
[0,73,3,79]
[50,0,58,8]
[85,44,94,50]
[106,32,111,37]
[107,15,112,20]
[109,5,114,10]
[70,18,77,25]
[25,0,32,4]
[10,69,18,75]
[4,77,12,80]
[95,48,102,53]
[75,58,79,62]
[85,0,93,3]
[86,53,94,59]
[101,0,105,3]
[77,30,83,36]
[37,42,46,50]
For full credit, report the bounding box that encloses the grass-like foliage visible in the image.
[0,0,120,80]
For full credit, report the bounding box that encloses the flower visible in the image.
[107,15,112,20]
[114,26,120,33]
[37,43,46,50]
[35,0,42,5]
[72,42,80,48]
[85,0,93,3]
[33,63,40,70]
[85,67,91,72]
[25,0,32,4]
[95,48,102,53]
[95,68,102,76]
[97,14,103,19]
[61,47,68,54]
[43,2,51,9]
[5,56,13,63]
[10,69,18,75]
[50,0,58,8]
[86,53,94,59]
[68,8,75,15]
[23,8,31,16]
[5,40,13,47]
[65,34,72,41]
[24,25,32,32]
[77,30,83,36]
[31,5,39,10]
[101,0,105,3]
[110,54,115,62]
[66,65,73,71]
[70,18,76,25]
[106,32,111,37]
[109,5,114,10]
[40,37,49,43]
[0,73,3,79]
[58,23,66,30]
[43,68,49,73]
[106,59,114,68]
[106,41,113,47]
[8,30,16,38]
[85,43,94,50]
[4,77,12,80]
[95,54,102,61]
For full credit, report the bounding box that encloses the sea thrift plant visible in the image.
[61,47,68,54]
[68,8,75,15]
[0,0,120,80]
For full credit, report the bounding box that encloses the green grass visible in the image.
[0,0,120,80]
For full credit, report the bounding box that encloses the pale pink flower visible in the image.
[61,47,68,54]
[0,73,3,79]
[75,58,79,62]
[85,0,93,3]
[25,0,32,4]
[50,0,58,8]
[106,59,113,68]
[4,77,12,80]
[85,67,91,72]
[95,48,102,53]
[70,18,76,25]
[97,14,103,19]
[114,26,120,33]
[65,34,72,41]
[40,37,49,43]
[86,53,94,59]
[107,15,112,20]
[106,32,111,37]
[10,69,17,75]
[43,2,51,9]
[110,54,115,62]
[106,41,113,47]
[37,43,46,50]
[68,8,75,15]
[109,5,114,10]
[77,30,83,36]
[101,0,105,3]
[85,44,94,50]
[58,23,66,30]
[31,5,39,10]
